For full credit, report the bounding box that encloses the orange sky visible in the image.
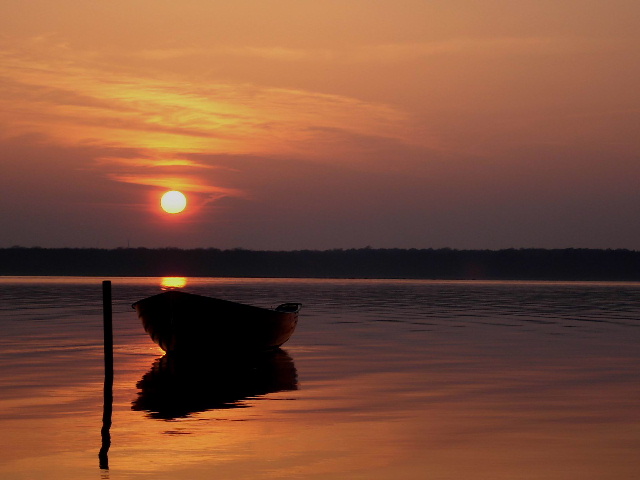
[1,1,639,249]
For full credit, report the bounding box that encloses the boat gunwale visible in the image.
[132,290,302,314]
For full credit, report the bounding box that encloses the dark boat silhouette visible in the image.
[132,290,301,354]
[132,349,298,419]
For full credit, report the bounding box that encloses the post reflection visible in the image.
[132,349,298,420]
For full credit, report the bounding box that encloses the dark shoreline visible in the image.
[2,247,640,281]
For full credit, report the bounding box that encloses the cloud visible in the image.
[99,157,218,169]
[125,35,622,67]
[0,37,422,199]
[108,173,243,197]
[134,46,334,62]
[349,36,620,62]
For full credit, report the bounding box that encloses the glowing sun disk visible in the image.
[161,190,187,214]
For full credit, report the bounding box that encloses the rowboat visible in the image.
[132,290,301,354]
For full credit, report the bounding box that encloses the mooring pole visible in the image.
[99,280,114,470]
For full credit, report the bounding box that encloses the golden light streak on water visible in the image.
[1,278,640,479]
[160,276,187,289]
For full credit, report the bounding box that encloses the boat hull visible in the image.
[132,291,300,354]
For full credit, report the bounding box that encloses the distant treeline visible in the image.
[2,247,640,280]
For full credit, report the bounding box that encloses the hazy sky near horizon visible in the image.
[2,1,639,250]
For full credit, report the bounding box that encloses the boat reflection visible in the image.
[132,349,298,420]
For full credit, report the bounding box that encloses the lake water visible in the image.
[0,277,639,479]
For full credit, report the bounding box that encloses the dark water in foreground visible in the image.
[0,277,639,479]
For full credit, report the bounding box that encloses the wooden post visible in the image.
[99,280,113,470]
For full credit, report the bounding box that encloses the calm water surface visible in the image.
[0,277,639,479]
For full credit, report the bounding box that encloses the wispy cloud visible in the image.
[99,157,217,169]
[0,37,419,197]
[108,173,243,197]
[126,36,621,66]
[349,36,621,62]
[134,45,334,62]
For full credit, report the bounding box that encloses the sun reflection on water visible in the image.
[1,279,640,479]
[160,277,187,290]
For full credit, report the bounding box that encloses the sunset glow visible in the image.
[160,191,187,214]
[1,1,639,249]
[160,277,187,289]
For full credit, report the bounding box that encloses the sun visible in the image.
[160,190,187,214]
